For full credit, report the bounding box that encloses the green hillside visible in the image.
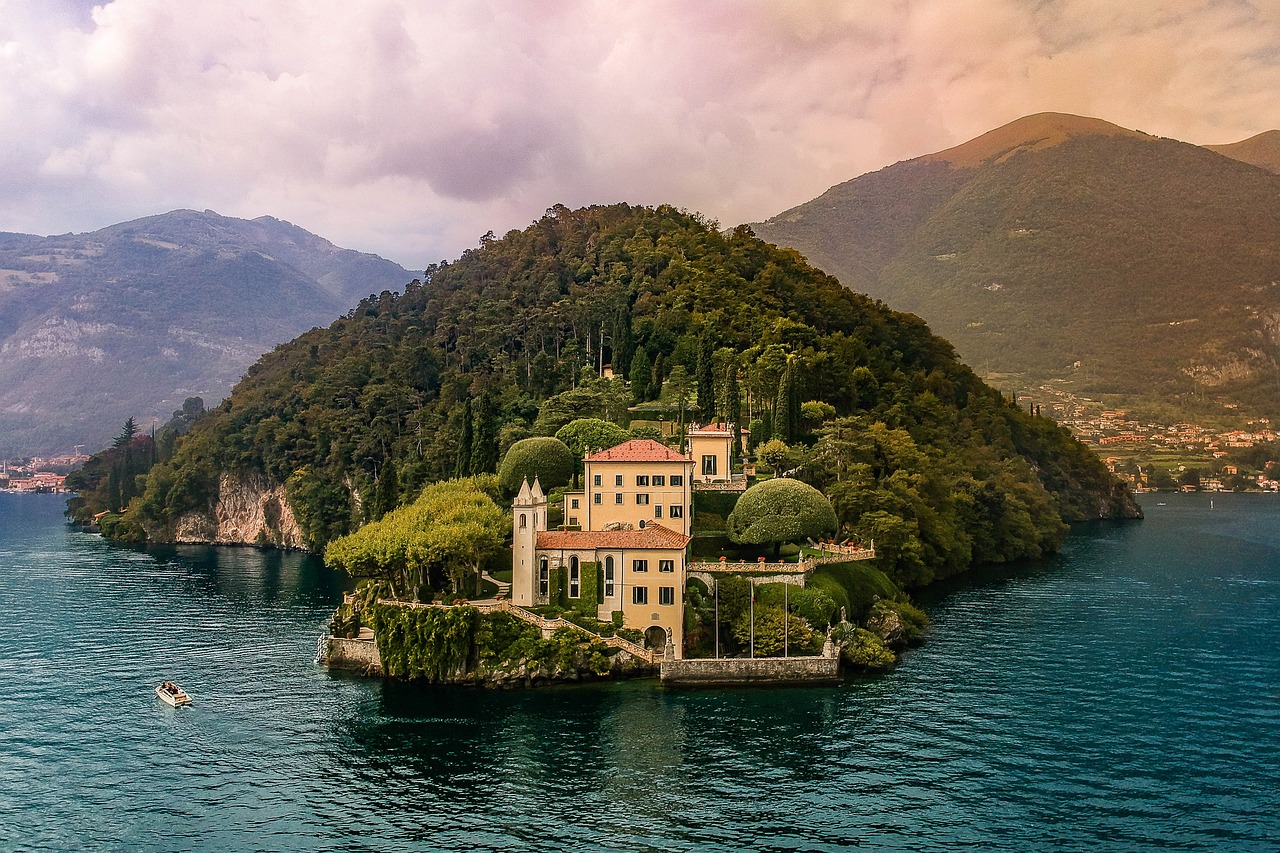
[116,203,1136,590]
[755,113,1280,420]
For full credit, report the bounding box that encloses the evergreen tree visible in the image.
[629,347,652,403]
[113,417,139,449]
[773,361,795,442]
[470,393,499,474]
[697,331,716,422]
[612,306,634,377]
[454,397,473,478]
[723,361,742,432]
[373,458,400,519]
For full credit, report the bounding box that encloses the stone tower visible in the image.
[511,476,546,606]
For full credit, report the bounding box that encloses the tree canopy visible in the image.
[727,478,837,552]
[498,437,575,495]
[107,202,1132,588]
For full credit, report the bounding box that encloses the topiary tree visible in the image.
[727,477,836,557]
[498,437,575,495]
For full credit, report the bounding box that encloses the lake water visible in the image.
[0,491,1277,851]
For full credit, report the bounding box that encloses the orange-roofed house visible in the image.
[512,438,696,657]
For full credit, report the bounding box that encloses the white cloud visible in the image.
[0,0,1277,267]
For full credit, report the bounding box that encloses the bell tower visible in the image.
[511,477,546,606]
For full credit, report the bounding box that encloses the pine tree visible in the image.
[697,331,715,422]
[629,347,652,403]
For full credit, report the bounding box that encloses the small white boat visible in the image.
[155,682,192,707]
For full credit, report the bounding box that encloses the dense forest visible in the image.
[95,203,1133,589]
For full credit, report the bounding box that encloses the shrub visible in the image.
[726,478,836,553]
[498,437,575,495]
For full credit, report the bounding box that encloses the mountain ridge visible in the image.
[754,113,1280,420]
[0,209,414,456]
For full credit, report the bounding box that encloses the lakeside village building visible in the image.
[511,426,742,659]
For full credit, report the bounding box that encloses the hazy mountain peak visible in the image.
[1205,129,1280,175]
[0,211,413,455]
[921,112,1147,169]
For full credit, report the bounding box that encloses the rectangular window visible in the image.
[569,564,580,599]
[593,493,601,505]
[702,454,717,476]
[636,493,650,505]
[632,586,648,605]
[670,505,684,518]
[636,475,649,487]
[568,516,578,526]
[615,474,623,486]
[652,475,665,487]
[539,563,549,596]
[659,559,674,573]
[614,493,623,504]
[633,559,648,573]
[654,505,663,518]
[605,563,615,597]
[670,475,683,487]
[593,474,602,487]
[659,586,675,606]
[570,498,579,509]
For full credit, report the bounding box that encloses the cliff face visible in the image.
[172,473,305,549]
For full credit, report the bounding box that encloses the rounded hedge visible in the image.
[726,477,836,547]
[498,437,575,495]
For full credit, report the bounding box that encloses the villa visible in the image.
[511,438,699,657]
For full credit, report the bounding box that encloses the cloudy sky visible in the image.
[2,0,1278,268]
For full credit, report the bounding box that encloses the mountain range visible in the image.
[754,113,1280,422]
[0,210,413,456]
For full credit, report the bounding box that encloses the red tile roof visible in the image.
[537,523,691,551]
[585,439,690,463]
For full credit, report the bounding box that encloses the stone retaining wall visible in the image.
[325,637,382,675]
[659,653,840,686]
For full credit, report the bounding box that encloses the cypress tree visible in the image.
[724,362,742,433]
[455,397,473,478]
[771,361,800,443]
[773,362,792,442]
[374,458,400,519]
[612,306,633,377]
[470,393,499,474]
[696,332,715,422]
[629,347,652,403]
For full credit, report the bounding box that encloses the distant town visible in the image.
[1017,384,1279,492]
[0,453,88,493]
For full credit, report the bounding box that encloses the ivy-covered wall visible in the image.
[369,604,476,680]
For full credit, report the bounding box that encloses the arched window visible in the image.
[538,557,549,597]
[519,513,527,529]
[569,555,580,599]
[604,556,615,597]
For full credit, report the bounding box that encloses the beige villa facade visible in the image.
[512,439,699,656]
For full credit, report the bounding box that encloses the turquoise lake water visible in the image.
[0,491,1277,851]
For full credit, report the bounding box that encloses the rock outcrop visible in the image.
[173,473,305,549]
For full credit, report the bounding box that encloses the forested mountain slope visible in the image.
[127,204,1136,589]
[0,209,411,455]
[755,113,1280,418]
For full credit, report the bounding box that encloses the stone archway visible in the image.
[644,625,669,651]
